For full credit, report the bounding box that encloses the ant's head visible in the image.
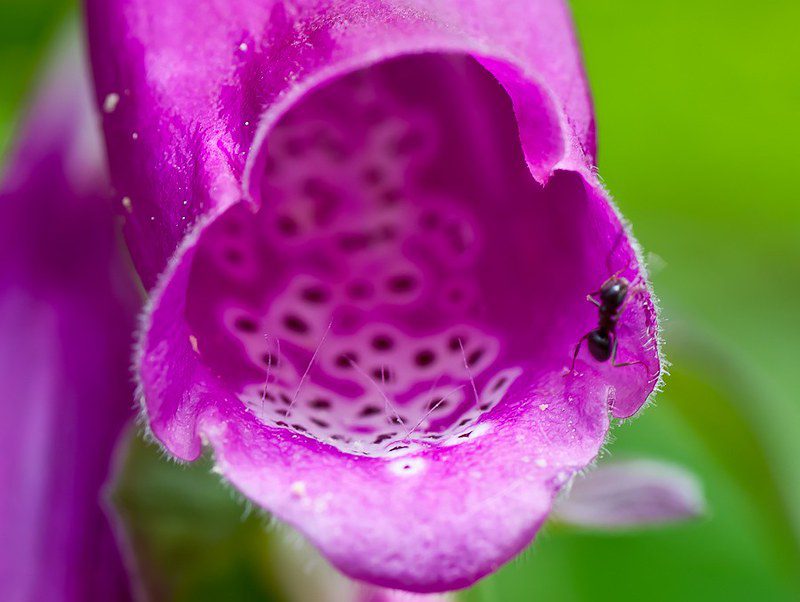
[599,276,629,307]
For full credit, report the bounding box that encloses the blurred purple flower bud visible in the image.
[0,33,139,601]
[555,459,706,530]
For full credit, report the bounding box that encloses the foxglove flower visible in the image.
[87,0,661,592]
[0,37,138,601]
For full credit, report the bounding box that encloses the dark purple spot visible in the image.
[283,314,309,334]
[363,166,383,186]
[261,352,278,367]
[428,398,448,411]
[309,398,331,410]
[371,334,394,351]
[458,431,472,439]
[234,317,258,333]
[448,336,465,352]
[291,424,307,432]
[414,349,435,367]
[301,286,329,304]
[388,415,406,425]
[467,349,485,367]
[336,352,357,368]
[372,366,393,382]
[479,404,491,411]
[388,274,416,294]
[359,405,382,418]
[275,408,289,417]
[331,434,344,441]
[381,189,403,205]
[373,433,393,444]
[492,377,508,392]
[276,214,299,236]
[275,421,288,427]
[285,137,305,157]
[223,247,243,264]
[388,445,408,452]
[279,393,292,405]
[420,211,440,229]
[458,418,471,426]
[310,418,329,428]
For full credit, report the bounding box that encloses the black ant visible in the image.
[568,275,643,373]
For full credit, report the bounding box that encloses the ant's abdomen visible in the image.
[588,330,613,362]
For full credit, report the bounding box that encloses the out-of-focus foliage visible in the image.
[111,433,285,602]
[2,1,798,600]
[0,0,73,155]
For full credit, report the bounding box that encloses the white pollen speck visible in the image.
[290,481,307,498]
[244,121,250,126]
[149,216,155,221]
[103,93,120,113]
[239,42,248,51]
[181,216,186,221]
[188,335,199,353]
[535,458,548,468]
[132,132,139,140]
[182,199,188,206]
[121,196,132,213]
[539,404,549,411]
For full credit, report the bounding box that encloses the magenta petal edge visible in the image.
[89,0,662,593]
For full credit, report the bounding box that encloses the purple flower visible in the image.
[85,0,662,592]
[0,37,139,601]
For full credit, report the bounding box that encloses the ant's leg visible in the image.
[618,284,647,316]
[567,334,589,375]
[610,338,644,369]
[585,294,601,307]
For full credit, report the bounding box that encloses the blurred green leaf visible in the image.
[109,433,285,602]
[0,0,74,156]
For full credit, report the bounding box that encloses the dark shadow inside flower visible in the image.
[182,54,657,457]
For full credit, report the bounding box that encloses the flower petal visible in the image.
[87,0,661,592]
[0,33,139,601]
[554,459,706,529]
[273,529,454,602]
